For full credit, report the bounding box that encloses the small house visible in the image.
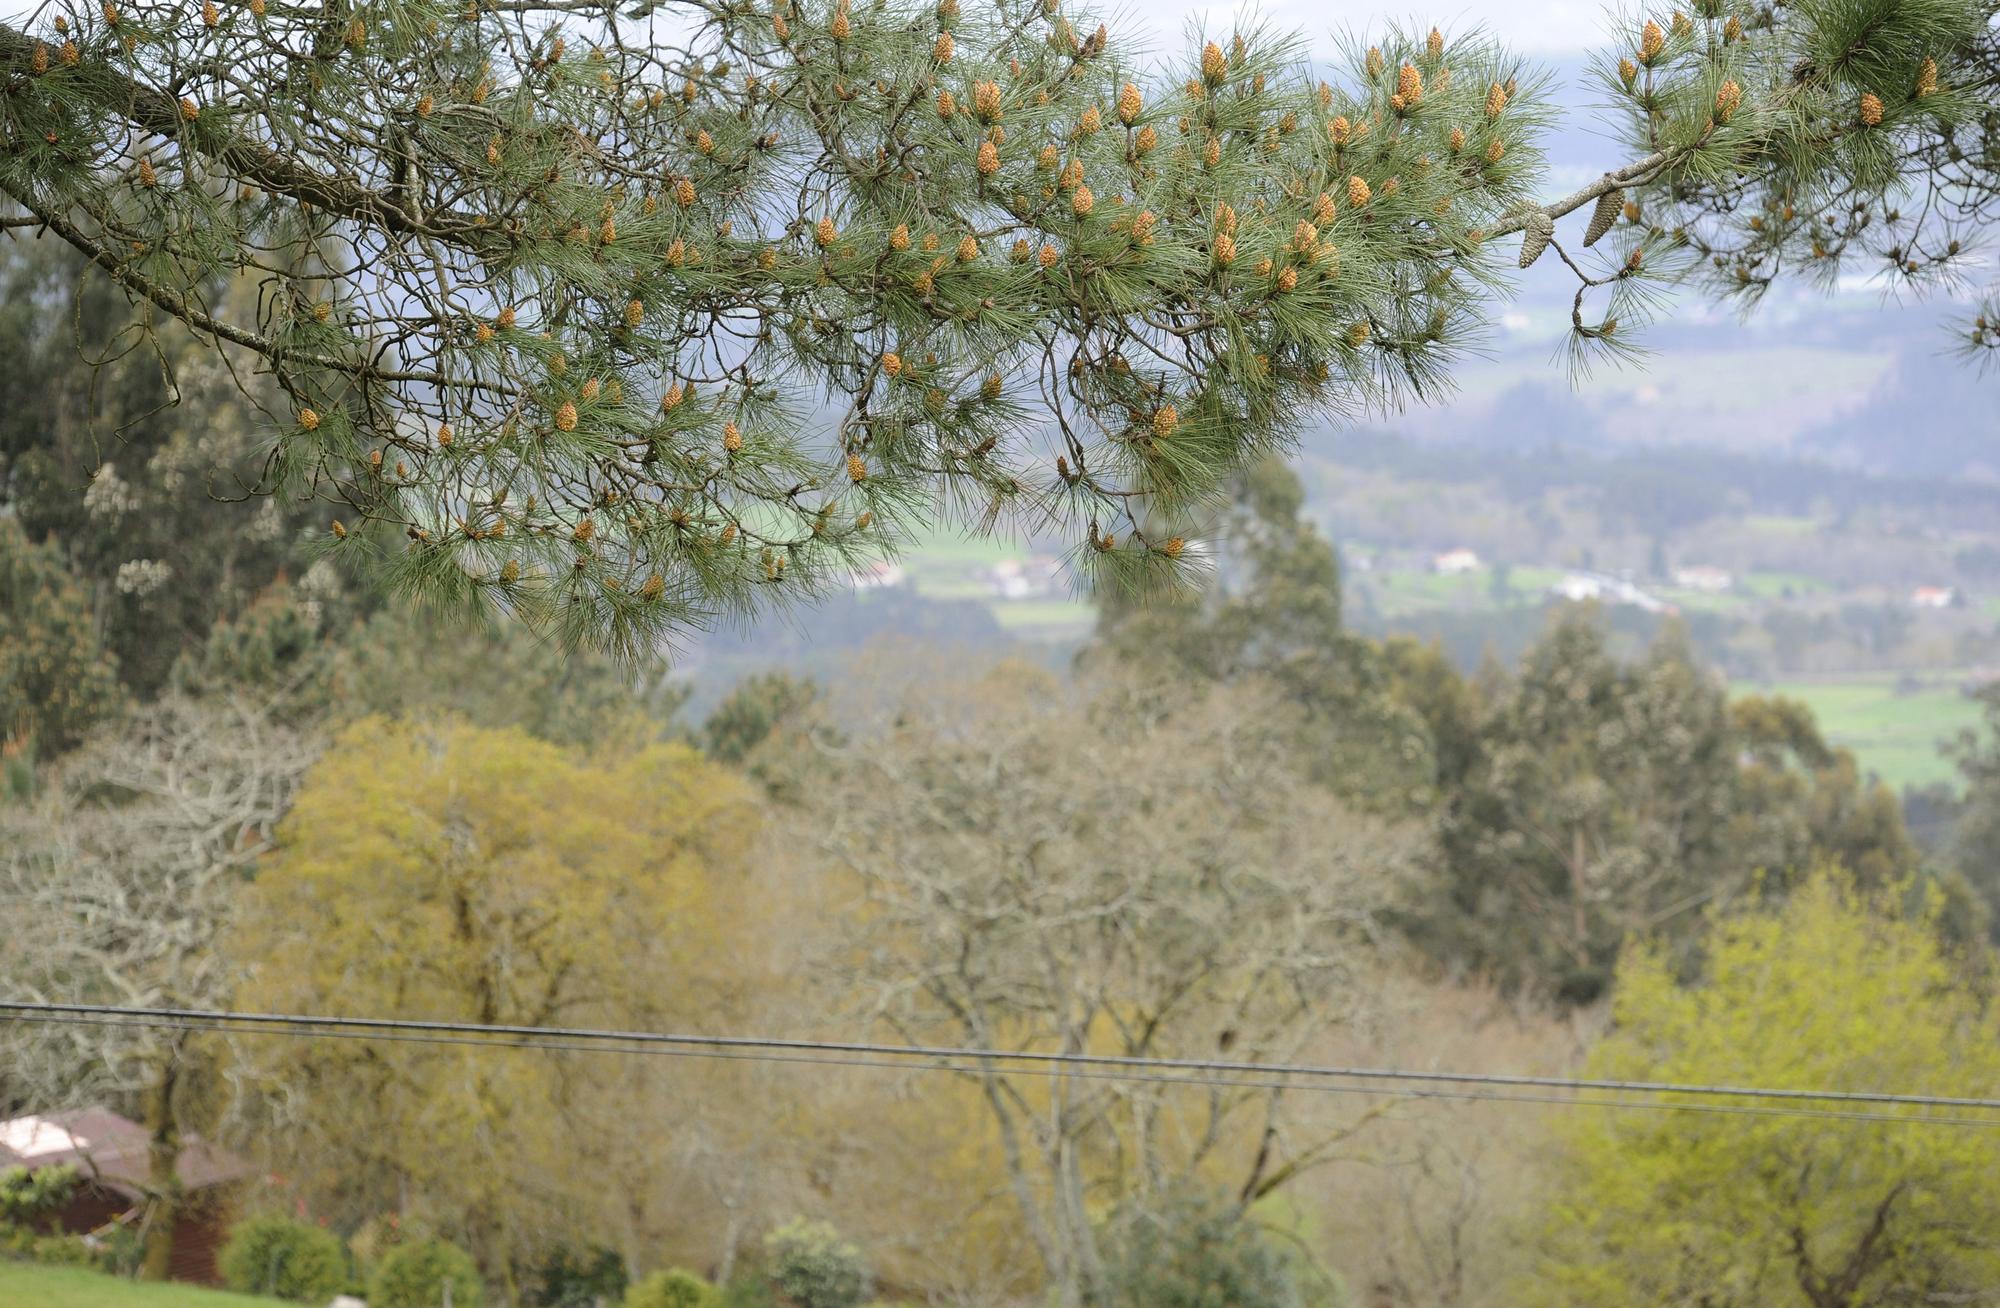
[850,560,907,591]
[0,1107,254,1285]
[1672,565,1734,593]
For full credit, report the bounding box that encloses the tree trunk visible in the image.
[139,1056,183,1282]
[1055,1116,1109,1308]
[1568,826,1592,964]
[715,1196,742,1288]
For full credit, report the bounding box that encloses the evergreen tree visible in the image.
[0,242,324,696]
[1946,682,2000,933]
[1628,0,2000,359]
[1728,692,1919,892]
[1089,455,1433,810]
[1434,612,1740,1001]
[0,517,124,764]
[0,0,1981,648]
[1420,610,1921,1000]
[329,602,690,746]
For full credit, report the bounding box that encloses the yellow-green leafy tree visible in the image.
[229,716,758,1296]
[1527,874,2000,1308]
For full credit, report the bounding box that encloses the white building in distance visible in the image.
[1672,564,1734,592]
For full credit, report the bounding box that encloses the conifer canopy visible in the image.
[0,0,1983,651]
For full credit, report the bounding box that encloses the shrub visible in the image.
[717,1268,775,1308]
[219,1215,348,1303]
[626,1268,720,1308]
[92,1223,144,1278]
[0,1164,78,1225]
[533,1243,629,1307]
[0,1218,107,1274]
[1099,1192,1331,1308]
[27,1233,96,1266]
[371,1237,484,1308]
[762,1220,869,1308]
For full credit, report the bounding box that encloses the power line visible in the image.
[10,1007,2000,1130]
[4,1001,1998,1127]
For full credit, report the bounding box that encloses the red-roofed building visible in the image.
[0,1107,254,1285]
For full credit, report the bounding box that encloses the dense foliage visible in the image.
[0,0,1551,652]
[0,0,1984,648]
[1530,875,2000,1307]
[217,1215,350,1304]
[371,1238,485,1308]
[3,3,1998,1306]
[625,1267,721,1308]
[0,243,323,694]
[762,1219,870,1308]
[1947,684,2000,930]
[1099,1192,1330,1308]
[229,718,757,1280]
[0,518,123,761]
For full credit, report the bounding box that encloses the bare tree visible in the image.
[788,665,1423,1308]
[0,695,320,1280]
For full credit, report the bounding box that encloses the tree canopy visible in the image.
[1528,874,2000,1308]
[228,715,758,1287]
[787,661,1420,1306]
[0,517,124,760]
[0,0,1986,650]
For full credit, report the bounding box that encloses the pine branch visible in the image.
[1,192,509,393]
[0,23,500,254]
[1489,146,1686,240]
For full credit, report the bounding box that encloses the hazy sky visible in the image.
[0,0,1604,59]
[1069,0,1602,61]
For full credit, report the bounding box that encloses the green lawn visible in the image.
[0,1262,282,1307]
[886,526,1096,638]
[895,528,1040,592]
[894,524,1035,569]
[1737,672,1985,791]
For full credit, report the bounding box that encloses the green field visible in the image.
[988,599,1094,635]
[0,1262,281,1307]
[1358,564,1572,618]
[1743,514,1823,537]
[889,526,1094,640]
[1737,673,1985,791]
[1739,570,1834,600]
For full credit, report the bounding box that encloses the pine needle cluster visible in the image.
[1587,0,1991,357]
[0,1,1548,650]
[0,0,1982,649]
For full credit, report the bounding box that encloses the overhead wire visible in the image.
[4,1002,1998,1129]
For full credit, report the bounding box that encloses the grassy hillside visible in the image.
[0,1262,283,1307]
[1737,672,1984,792]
